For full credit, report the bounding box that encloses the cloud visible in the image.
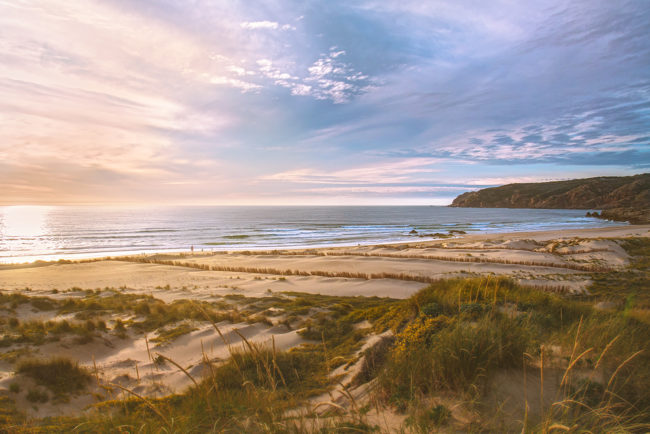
[432,111,648,164]
[464,176,566,186]
[208,75,262,92]
[240,21,296,31]
[262,158,443,185]
[227,65,256,76]
[247,48,372,103]
[300,47,371,103]
[0,0,647,205]
[240,20,280,30]
[290,84,312,96]
[256,59,297,81]
[296,185,476,194]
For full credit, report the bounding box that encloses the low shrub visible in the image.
[26,388,49,403]
[383,313,531,400]
[16,357,92,396]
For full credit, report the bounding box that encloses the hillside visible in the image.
[450,174,650,223]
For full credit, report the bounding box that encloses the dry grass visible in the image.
[2,249,649,432]
[117,256,577,293]
[123,250,611,272]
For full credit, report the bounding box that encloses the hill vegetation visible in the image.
[450,173,649,223]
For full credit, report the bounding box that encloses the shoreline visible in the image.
[1,223,645,267]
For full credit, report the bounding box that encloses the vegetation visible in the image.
[229,249,612,271]
[0,318,100,347]
[117,256,578,292]
[597,207,650,224]
[3,274,649,431]
[26,388,49,404]
[1,238,649,431]
[450,173,649,216]
[0,396,23,427]
[588,237,650,309]
[375,277,650,431]
[150,322,197,345]
[16,357,92,399]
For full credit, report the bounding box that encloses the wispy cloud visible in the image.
[296,186,476,193]
[241,20,280,30]
[434,112,648,164]
[302,47,371,103]
[240,21,296,31]
[263,158,443,185]
[463,176,566,186]
[208,75,262,92]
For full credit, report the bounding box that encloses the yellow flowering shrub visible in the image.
[393,315,452,361]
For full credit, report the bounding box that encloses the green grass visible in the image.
[0,318,102,347]
[587,238,650,309]
[0,291,61,313]
[1,289,390,431]
[0,395,23,427]
[150,322,197,345]
[384,314,531,397]
[13,342,339,432]
[371,276,650,430]
[26,388,49,404]
[4,245,650,432]
[16,357,92,397]
[0,290,258,348]
[405,404,451,432]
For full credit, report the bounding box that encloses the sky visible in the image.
[0,0,648,206]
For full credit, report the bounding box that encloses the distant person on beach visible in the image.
[191,245,194,253]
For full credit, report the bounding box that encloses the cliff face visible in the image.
[450,174,650,223]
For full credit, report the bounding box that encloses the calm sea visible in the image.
[0,206,623,263]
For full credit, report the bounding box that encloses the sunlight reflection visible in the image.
[0,206,51,238]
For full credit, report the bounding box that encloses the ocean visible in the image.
[0,205,623,263]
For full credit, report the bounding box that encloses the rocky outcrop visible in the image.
[597,208,650,224]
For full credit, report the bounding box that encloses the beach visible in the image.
[0,205,624,264]
[1,223,648,422]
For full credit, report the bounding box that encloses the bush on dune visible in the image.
[16,357,92,396]
[376,277,650,430]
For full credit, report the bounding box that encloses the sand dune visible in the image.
[0,224,648,418]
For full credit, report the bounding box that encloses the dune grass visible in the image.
[0,396,23,427]
[117,256,589,291]
[150,322,197,345]
[128,246,613,271]
[587,237,650,309]
[373,276,650,430]
[0,317,103,347]
[16,357,92,397]
[0,289,259,348]
[0,291,60,313]
[2,259,650,431]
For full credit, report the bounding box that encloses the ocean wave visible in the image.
[1,206,625,261]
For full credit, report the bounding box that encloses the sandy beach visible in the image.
[1,224,649,421]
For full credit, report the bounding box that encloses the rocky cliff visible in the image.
[450,174,650,224]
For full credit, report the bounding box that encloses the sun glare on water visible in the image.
[0,206,51,238]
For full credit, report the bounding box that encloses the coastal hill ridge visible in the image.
[450,173,650,223]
